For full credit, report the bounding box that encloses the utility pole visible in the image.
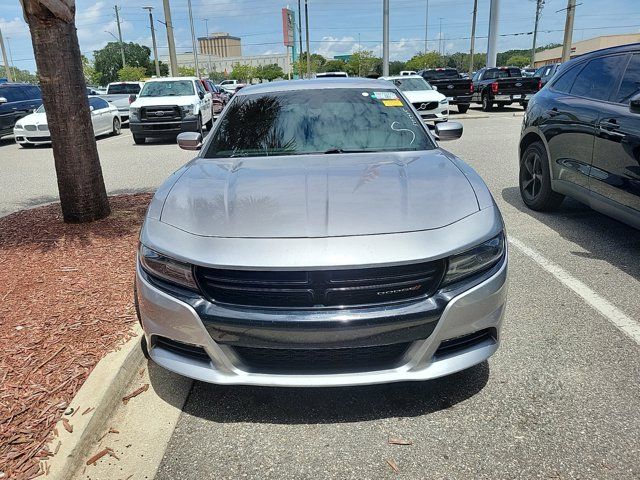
[469,0,478,76]
[187,0,200,77]
[305,0,311,78]
[382,0,389,76]
[438,18,443,56]
[486,0,500,67]
[531,0,544,66]
[162,0,179,76]
[203,19,212,74]
[561,0,576,63]
[424,0,429,53]
[297,0,303,76]
[0,28,12,81]
[143,6,161,77]
[114,5,126,67]
[6,37,13,73]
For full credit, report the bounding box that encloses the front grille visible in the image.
[37,124,48,131]
[194,261,445,308]
[434,328,496,358]
[141,105,181,122]
[25,136,51,142]
[24,125,36,131]
[233,343,411,372]
[413,101,438,111]
[154,336,210,361]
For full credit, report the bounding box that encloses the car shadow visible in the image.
[0,136,15,147]
[501,186,640,280]
[148,359,490,424]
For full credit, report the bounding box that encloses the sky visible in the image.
[2,0,640,73]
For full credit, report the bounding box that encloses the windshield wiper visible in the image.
[323,148,370,154]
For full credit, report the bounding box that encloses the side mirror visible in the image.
[198,91,204,100]
[432,85,438,90]
[629,93,640,114]
[177,131,202,150]
[0,96,7,104]
[435,121,463,141]
[89,106,94,112]
[129,94,137,104]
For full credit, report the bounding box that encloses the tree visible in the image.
[505,55,530,68]
[405,51,444,71]
[295,52,326,76]
[178,65,196,77]
[118,65,147,81]
[93,42,153,85]
[255,63,284,81]
[230,63,254,82]
[322,59,347,73]
[8,66,38,83]
[81,55,100,85]
[346,50,378,77]
[154,60,169,77]
[20,0,110,222]
[388,60,407,75]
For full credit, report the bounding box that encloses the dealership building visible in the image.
[533,33,640,67]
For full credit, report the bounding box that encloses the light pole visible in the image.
[382,0,389,76]
[469,0,478,76]
[162,0,179,77]
[560,0,576,63]
[486,0,500,67]
[203,19,212,74]
[187,0,200,77]
[424,0,429,53]
[304,0,311,78]
[0,28,12,81]
[114,5,126,67]
[143,6,161,77]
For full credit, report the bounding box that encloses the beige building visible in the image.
[162,52,290,77]
[534,33,640,67]
[198,32,242,58]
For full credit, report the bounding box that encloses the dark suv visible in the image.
[0,83,42,138]
[519,43,640,229]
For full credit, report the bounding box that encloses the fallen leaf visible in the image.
[386,458,400,473]
[122,384,149,404]
[388,436,412,446]
[62,419,73,433]
[86,448,110,466]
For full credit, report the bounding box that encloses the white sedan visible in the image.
[380,75,449,124]
[13,96,121,147]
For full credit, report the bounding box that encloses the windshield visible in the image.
[422,69,459,80]
[139,80,194,97]
[388,77,432,91]
[36,104,45,113]
[203,88,434,158]
[107,83,141,94]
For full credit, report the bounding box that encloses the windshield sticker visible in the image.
[382,99,404,107]
[361,92,370,97]
[373,91,398,100]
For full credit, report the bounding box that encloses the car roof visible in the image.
[553,42,640,80]
[144,77,198,83]
[237,78,396,96]
[380,75,424,80]
[0,83,38,88]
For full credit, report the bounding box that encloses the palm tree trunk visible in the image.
[21,0,110,223]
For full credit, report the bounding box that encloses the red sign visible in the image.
[282,8,294,47]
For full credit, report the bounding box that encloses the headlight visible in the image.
[14,123,23,130]
[441,233,505,286]
[439,98,448,104]
[180,105,196,117]
[138,244,198,290]
[130,107,140,118]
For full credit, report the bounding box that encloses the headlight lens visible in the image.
[129,107,140,119]
[138,244,198,290]
[14,123,23,130]
[180,105,195,117]
[439,98,448,104]
[442,233,505,286]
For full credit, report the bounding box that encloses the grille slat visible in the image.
[194,261,445,308]
[233,343,410,372]
[413,101,438,111]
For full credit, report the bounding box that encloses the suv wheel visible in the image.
[519,141,564,211]
[481,95,493,111]
[205,115,213,130]
[111,117,121,136]
[196,114,203,135]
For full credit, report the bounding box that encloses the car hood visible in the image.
[402,90,446,103]
[131,96,198,108]
[159,150,481,238]
[15,112,46,126]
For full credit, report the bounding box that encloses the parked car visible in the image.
[380,75,449,123]
[417,68,473,113]
[534,63,562,88]
[13,96,121,147]
[201,79,229,115]
[0,83,42,138]
[472,66,540,111]
[521,67,537,77]
[519,43,640,229]
[134,78,508,386]
[129,77,213,145]
[399,70,417,76]
[101,81,144,123]
[218,79,241,93]
[316,72,349,78]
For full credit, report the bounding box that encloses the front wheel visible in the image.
[519,141,564,211]
[481,95,493,112]
[111,117,121,136]
[133,135,145,145]
[457,104,469,114]
[205,115,213,130]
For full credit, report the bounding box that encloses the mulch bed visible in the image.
[0,193,152,479]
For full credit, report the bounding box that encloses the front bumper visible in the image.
[14,129,51,145]
[130,118,199,138]
[136,252,507,387]
[416,103,449,123]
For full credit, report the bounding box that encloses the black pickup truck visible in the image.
[471,66,541,111]
[417,68,473,113]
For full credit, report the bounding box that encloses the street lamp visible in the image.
[143,6,161,77]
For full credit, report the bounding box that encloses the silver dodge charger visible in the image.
[135,78,508,387]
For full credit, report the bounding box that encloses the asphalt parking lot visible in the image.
[2,107,639,479]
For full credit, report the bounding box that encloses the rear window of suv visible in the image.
[422,69,459,80]
[569,55,626,101]
[204,88,434,158]
[107,83,141,94]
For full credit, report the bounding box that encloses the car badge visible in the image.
[447,85,454,89]
[515,82,522,87]
[155,111,165,116]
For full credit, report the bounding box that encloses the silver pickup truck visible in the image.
[96,81,144,124]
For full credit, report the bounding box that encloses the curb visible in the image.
[44,324,145,480]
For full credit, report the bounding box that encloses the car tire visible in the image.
[133,135,145,145]
[457,104,469,114]
[481,95,493,111]
[111,117,121,136]
[519,141,565,211]
[140,335,151,360]
[205,115,213,130]
[196,114,203,135]
[521,101,529,109]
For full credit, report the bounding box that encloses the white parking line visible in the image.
[509,236,640,346]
